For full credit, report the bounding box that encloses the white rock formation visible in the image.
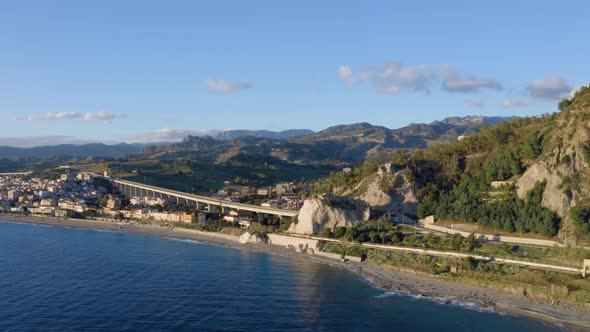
[239,232,267,244]
[357,163,418,215]
[289,195,371,235]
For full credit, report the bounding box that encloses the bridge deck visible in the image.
[112,179,299,217]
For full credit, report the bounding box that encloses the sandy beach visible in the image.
[1,214,589,331]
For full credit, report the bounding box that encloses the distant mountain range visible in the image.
[0,115,518,171]
[139,116,519,166]
[0,143,146,161]
[213,129,314,141]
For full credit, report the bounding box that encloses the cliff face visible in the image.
[289,195,371,235]
[357,163,418,216]
[515,96,590,245]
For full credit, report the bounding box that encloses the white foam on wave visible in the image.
[356,270,507,315]
[375,290,506,315]
[164,237,203,245]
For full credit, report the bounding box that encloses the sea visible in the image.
[0,220,569,331]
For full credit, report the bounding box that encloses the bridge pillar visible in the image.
[207,204,219,214]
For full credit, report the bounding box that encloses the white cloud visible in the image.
[132,128,222,142]
[527,75,572,101]
[206,79,252,93]
[438,65,502,93]
[442,79,502,93]
[338,65,355,84]
[465,99,484,108]
[340,62,503,95]
[355,62,431,94]
[503,96,526,108]
[46,112,83,120]
[83,111,126,123]
[14,112,82,121]
[0,136,119,148]
[569,83,590,98]
[14,111,126,124]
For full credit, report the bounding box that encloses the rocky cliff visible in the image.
[289,195,371,235]
[515,91,590,245]
[356,163,418,216]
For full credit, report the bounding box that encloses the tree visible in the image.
[465,233,479,251]
[320,227,334,238]
[333,226,347,239]
[558,98,572,112]
[369,231,378,243]
[451,233,464,251]
[571,206,590,233]
[343,227,358,242]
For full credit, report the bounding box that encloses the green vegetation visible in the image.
[559,85,590,112]
[571,205,590,234]
[311,162,380,195]
[420,173,558,236]
[318,214,589,268]
[87,158,329,194]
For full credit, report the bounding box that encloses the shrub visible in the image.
[571,206,590,234]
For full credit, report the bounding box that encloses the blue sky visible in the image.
[1,0,588,146]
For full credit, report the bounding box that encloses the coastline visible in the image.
[1,214,589,331]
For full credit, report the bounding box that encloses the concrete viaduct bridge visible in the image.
[111,178,299,218]
[0,172,32,176]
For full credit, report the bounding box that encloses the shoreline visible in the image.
[1,214,589,331]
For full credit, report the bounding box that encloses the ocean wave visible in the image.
[375,290,505,315]
[163,237,203,245]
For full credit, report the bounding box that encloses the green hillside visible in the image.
[316,86,590,244]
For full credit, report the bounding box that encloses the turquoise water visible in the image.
[0,221,568,331]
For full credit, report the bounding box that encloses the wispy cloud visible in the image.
[442,79,502,93]
[0,135,119,148]
[83,111,127,123]
[465,99,484,108]
[132,128,222,142]
[503,96,527,108]
[339,62,502,95]
[14,111,126,124]
[340,62,430,94]
[205,79,252,93]
[15,112,82,121]
[438,65,502,93]
[338,65,355,84]
[527,75,572,101]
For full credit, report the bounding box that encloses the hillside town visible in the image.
[0,170,305,229]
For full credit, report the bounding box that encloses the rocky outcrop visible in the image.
[239,232,268,244]
[289,195,371,235]
[515,108,590,245]
[357,163,418,215]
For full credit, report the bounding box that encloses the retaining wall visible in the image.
[422,223,563,248]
